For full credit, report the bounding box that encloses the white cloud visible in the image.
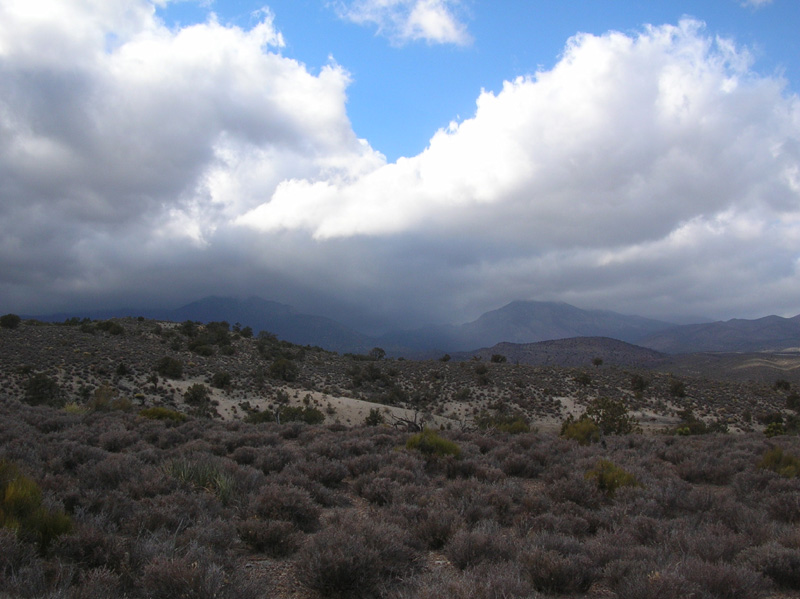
[334,0,471,46]
[741,0,773,8]
[0,3,798,326]
[241,20,798,245]
[237,19,800,321]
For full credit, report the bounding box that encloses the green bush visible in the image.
[765,422,786,438]
[475,411,531,434]
[669,378,686,397]
[560,415,600,445]
[672,409,728,435]
[184,383,210,406]
[631,374,649,394]
[574,372,591,386]
[364,408,385,426]
[584,397,640,435]
[280,406,325,425]
[155,356,183,379]
[244,409,274,424]
[245,406,325,425]
[759,447,800,478]
[406,429,461,458]
[586,459,641,497]
[24,373,64,408]
[269,358,299,382]
[0,313,21,329]
[211,371,231,389]
[138,407,187,423]
[0,460,72,553]
[95,320,125,335]
[163,457,236,505]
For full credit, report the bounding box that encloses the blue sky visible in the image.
[1,0,799,330]
[157,1,800,161]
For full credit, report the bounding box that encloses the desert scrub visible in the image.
[154,356,183,379]
[560,415,600,445]
[23,373,64,408]
[245,406,325,425]
[406,429,461,458]
[586,459,641,497]
[295,515,419,599]
[0,459,72,552]
[475,411,531,434]
[139,406,188,423]
[238,519,300,557]
[163,457,236,505]
[759,446,800,478]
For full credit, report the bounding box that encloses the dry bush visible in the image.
[296,456,349,488]
[444,521,517,570]
[250,482,320,532]
[295,514,420,599]
[237,519,300,557]
[140,554,258,599]
[69,566,122,599]
[740,542,800,590]
[392,562,531,599]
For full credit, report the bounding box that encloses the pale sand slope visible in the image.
[167,378,685,433]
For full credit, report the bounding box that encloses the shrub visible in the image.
[365,407,385,426]
[238,519,300,557]
[0,460,72,553]
[140,555,257,599]
[560,415,600,445]
[444,522,516,570]
[765,422,786,437]
[672,409,729,435]
[475,411,530,434]
[406,429,461,459]
[491,354,507,363]
[279,406,325,425]
[210,371,231,389]
[669,378,687,397]
[95,320,125,335]
[774,379,792,392]
[631,374,649,394]
[251,484,320,532]
[184,383,211,406]
[244,409,275,424]
[163,457,236,505]
[522,546,594,594]
[155,356,183,379]
[574,372,591,386]
[0,313,21,329]
[295,516,419,599]
[24,373,64,408]
[585,397,640,435]
[412,508,460,550]
[138,407,187,423]
[741,542,800,590]
[269,358,298,382]
[586,460,641,497]
[759,447,800,478]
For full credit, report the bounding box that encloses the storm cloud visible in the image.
[1,2,798,330]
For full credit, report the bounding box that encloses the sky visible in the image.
[1,0,799,332]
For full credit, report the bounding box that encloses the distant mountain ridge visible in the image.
[25,296,800,356]
[26,296,376,355]
[457,337,667,368]
[639,314,800,354]
[380,300,675,353]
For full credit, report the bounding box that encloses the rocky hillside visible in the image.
[1,316,798,433]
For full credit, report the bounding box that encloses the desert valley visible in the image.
[2,308,800,598]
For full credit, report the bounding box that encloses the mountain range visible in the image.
[26,296,800,356]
